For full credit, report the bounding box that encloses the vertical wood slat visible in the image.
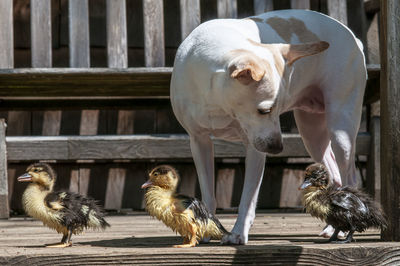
[143,0,165,67]
[179,0,200,41]
[327,0,348,25]
[366,116,380,202]
[31,0,52,67]
[68,0,93,195]
[253,0,273,14]
[0,119,9,218]
[0,0,13,68]
[216,168,235,209]
[290,0,310,10]
[106,0,128,68]
[69,0,90,67]
[217,0,237,18]
[380,0,400,241]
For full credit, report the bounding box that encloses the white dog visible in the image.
[170,10,366,244]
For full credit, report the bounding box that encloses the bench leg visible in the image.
[0,119,9,218]
[366,116,380,202]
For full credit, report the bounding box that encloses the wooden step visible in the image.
[6,133,371,161]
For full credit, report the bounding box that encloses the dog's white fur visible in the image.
[170,10,366,244]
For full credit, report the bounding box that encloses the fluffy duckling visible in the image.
[300,163,387,243]
[142,165,228,248]
[18,163,110,247]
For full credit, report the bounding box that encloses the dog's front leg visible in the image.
[222,145,266,245]
[190,134,216,214]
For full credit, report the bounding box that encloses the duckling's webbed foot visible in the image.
[327,228,340,242]
[331,230,354,244]
[47,229,73,248]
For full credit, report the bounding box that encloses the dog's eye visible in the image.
[258,108,271,115]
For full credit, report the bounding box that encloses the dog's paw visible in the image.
[221,233,247,245]
[319,225,345,238]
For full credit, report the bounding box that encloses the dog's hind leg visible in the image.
[294,110,342,186]
[221,145,266,245]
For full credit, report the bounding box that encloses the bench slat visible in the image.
[253,0,274,14]
[0,65,379,101]
[6,133,371,161]
[0,0,13,68]
[69,0,90,67]
[327,0,348,25]
[180,0,200,40]
[143,0,165,67]
[290,0,310,10]
[217,0,238,18]
[31,0,52,67]
[0,119,9,218]
[106,0,128,68]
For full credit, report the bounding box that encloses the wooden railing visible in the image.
[0,0,381,218]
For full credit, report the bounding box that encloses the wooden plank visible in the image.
[216,168,235,209]
[143,0,165,67]
[217,0,237,18]
[366,116,380,202]
[253,0,274,15]
[0,65,379,98]
[42,111,61,135]
[0,0,13,68]
[327,0,347,25]
[5,133,371,161]
[69,0,90,67]
[179,0,200,40]
[104,168,126,210]
[0,68,171,97]
[380,0,400,241]
[106,0,128,68]
[290,0,310,10]
[365,0,380,14]
[0,119,9,218]
[31,0,52,67]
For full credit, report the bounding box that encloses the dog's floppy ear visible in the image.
[229,61,265,85]
[279,41,329,66]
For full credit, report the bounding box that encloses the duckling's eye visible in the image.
[153,172,159,177]
[258,108,271,115]
[33,169,39,173]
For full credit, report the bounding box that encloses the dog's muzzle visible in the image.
[254,136,283,154]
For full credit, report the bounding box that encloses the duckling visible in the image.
[142,165,228,248]
[300,163,387,243]
[18,163,110,247]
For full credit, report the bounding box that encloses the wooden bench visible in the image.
[0,0,381,218]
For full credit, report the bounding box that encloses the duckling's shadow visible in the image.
[79,236,223,248]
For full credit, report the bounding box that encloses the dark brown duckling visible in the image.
[142,165,228,248]
[300,163,387,243]
[18,163,110,247]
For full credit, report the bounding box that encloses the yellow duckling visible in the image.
[18,163,110,247]
[142,165,228,248]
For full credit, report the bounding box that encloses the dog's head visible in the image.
[223,41,329,154]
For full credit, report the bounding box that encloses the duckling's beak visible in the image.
[141,180,153,189]
[18,173,32,182]
[299,180,312,190]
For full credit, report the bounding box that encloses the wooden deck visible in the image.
[1,212,399,265]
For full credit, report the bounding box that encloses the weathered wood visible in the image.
[216,168,235,208]
[31,0,52,67]
[279,168,303,207]
[217,0,237,18]
[69,0,90,67]
[179,0,201,40]
[366,116,380,202]
[0,65,379,98]
[290,0,310,10]
[106,0,128,68]
[327,0,348,25]
[0,0,13,68]
[365,0,380,14]
[0,119,9,218]
[0,214,393,265]
[104,168,126,210]
[253,0,273,15]
[5,133,371,161]
[42,111,61,135]
[366,14,380,64]
[143,0,165,67]
[380,0,400,241]
[0,68,172,97]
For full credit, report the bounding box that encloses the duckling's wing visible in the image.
[330,189,368,215]
[175,194,210,224]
